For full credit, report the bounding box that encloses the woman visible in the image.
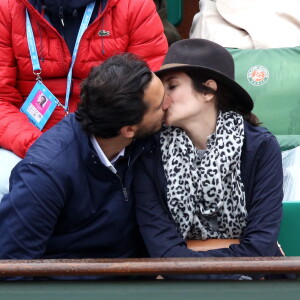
[134,39,285,279]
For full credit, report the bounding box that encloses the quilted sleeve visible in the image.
[0,160,66,259]
[0,0,42,158]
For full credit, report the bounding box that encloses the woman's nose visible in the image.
[162,94,171,111]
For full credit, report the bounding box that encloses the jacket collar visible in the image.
[32,0,103,17]
[69,114,146,168]
[21,0,119,16]
[25,0,119,7]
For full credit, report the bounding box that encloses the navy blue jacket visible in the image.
[134,122,284,278]
[0,114,145,264]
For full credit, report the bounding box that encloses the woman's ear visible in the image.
[202,80,217,102]
[204,79,217,91]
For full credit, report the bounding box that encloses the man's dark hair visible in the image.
[76,53,152,138]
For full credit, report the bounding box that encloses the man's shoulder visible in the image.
[26,114,88,166]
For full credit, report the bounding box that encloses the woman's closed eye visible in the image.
[168,85,177,90]
[162,76,180,91]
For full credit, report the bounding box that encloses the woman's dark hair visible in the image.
[185,70,261,126]
[76,53,152,138]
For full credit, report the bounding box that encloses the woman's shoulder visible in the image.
[244,121,276,143]
[243,120,279,149]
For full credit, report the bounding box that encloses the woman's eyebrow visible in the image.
[164,76,177,82]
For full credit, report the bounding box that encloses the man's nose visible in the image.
[162,95,171,111]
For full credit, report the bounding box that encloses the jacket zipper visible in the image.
[37,23,45,62]
[121,145,145,202]
[122,187,128,202]
[153,145,173,219]
[113,172,129,202]
[100,17,105,55]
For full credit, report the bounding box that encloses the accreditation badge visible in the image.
[20,81,58,130]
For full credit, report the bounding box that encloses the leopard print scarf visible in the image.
[160,111,247,240]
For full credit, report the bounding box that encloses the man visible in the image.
[0,54,169,278]
[0,0,168,199]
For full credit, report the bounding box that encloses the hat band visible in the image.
[160,63,190,70]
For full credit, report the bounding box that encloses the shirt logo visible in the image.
[247,65,269,86]
[98,30,110,36]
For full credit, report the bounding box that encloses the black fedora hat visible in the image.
[156,38,253,112]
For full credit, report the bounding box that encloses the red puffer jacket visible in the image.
[0,0,168,158]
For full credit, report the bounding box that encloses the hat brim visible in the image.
[155,64,254,112]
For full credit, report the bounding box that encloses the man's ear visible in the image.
[120,125,136,138]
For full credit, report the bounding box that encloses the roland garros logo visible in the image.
[247,65,269,86]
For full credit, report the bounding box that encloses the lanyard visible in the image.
[25,2,96,113]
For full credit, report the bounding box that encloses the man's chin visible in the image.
[163,119,171,127]
[134,125,162,139]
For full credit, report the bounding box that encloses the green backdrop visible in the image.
[228,47,300,150]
